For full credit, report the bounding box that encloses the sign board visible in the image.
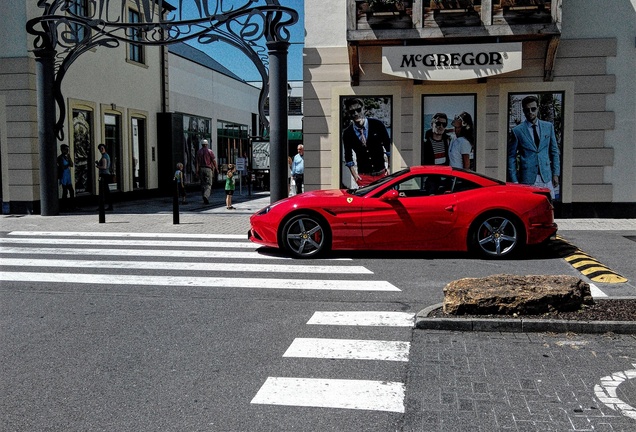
[382,42,522,81]
[252,140,270,170]
[236,157,246,173]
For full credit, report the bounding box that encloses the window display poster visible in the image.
[507,92,564,201]
[422,94,476,170]
[339,96,392,189]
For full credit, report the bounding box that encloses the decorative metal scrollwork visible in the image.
[26,0,299,140]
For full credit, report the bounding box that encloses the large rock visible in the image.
[443,274,594,315]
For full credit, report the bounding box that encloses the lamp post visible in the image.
[267,40,290,204]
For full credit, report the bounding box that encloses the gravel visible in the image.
[428,299,636,321]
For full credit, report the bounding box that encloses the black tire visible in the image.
[470,213,525,259]
[280,213,331,258]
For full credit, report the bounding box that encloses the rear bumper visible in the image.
[527,222,558,244]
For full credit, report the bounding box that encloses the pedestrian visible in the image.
[287,156,294,196]
[225,169,236,210]
[448,112,474,170]
[195,139,218,204]
[507,95,561,198]
[342,97,391,187]
[57,144,75,210]
[291,144,304,195]
[95,143,113,210]
[174,162,187,204]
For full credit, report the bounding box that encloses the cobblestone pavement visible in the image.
[403,331,636,431]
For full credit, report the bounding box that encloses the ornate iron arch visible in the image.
[26,0,299,140]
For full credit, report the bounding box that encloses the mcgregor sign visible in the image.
[382,43,522,81]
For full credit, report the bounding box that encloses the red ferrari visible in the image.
[249,166,557,259]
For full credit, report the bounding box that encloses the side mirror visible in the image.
[380,189,399,202]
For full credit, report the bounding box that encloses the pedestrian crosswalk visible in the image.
[0,231,398,291]
[0,230,415,415]
[251,310,415,413]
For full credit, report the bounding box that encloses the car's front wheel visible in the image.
[470,214,524,258]
[281,213,330,258]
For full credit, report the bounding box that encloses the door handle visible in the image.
[445,205,455,212]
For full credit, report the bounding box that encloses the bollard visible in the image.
[173,179,180,225]
[98,177,105,223]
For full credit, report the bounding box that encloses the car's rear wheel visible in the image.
[281,213,330,258]
[470,214,524,258]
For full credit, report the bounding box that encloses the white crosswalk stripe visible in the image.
[0,272,400,291]
[0,257,372,274]
[307,311,415,327]
[283,338,410,361]
[251,377,406,413]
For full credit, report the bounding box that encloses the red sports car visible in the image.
[249,166,557,259]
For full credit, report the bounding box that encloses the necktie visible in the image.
[357,127,366,146]
[532,124,540,148]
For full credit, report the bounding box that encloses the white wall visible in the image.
[305,0,346,48]
[169,53,260,139]
[561,0,636,202]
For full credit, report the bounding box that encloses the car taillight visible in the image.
[533,191,553,205]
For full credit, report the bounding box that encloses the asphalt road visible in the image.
[1,205,635,431]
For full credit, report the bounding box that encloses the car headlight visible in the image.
[256,206,271,216]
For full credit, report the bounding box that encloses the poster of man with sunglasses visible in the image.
[422,113,451,166]
[341,97,392,188]
[507,93,562,200]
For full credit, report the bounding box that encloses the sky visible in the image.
[172,0,304,82]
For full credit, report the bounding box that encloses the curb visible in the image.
[415,303,636,334]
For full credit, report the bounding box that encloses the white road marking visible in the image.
[250,377,405,413]
[8,231,245,239]
[283,338,409,362]
[0,257,371,274]
[594,363,636,420]
[0,246,284,260]
[0,238,255,248]
[307,311,414,327]
[0,272,400,291]
[589,283,608,298]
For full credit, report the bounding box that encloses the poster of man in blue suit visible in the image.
[507,94,562,199]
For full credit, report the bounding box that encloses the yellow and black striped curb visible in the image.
[552,236,628,284]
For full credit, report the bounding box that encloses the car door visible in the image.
[361,175,458,249]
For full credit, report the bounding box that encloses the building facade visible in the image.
[303,0,636,217]
[0,1,263,213]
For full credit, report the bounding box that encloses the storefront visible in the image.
[303,0,636,217]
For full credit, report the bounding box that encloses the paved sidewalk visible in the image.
[0,191,267,235]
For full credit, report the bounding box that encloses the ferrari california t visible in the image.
[248,166,557,259]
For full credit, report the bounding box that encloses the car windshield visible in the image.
[348,168,410,196]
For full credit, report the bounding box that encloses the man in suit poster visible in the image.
[507,94,562,199]
[341,97,392,188]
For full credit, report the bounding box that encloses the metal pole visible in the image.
[266,41,290,204]
[173,179,180,225]
[34,49,59,216]
[98,177,106,223]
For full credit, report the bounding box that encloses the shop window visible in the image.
[104,113,121,192]
[182,115,211,184]
[131,117,146,190]
[72,109,94,194]
[217,120,249,170]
